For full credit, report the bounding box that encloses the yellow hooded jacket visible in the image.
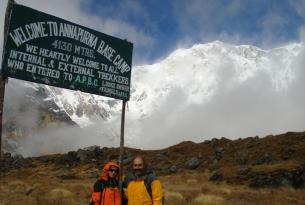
[125,171,163,205]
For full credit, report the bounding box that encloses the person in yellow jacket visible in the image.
[124,156,163,205]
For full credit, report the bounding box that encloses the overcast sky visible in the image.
[1,0,305,65]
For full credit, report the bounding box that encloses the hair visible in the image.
[132,155,147,167]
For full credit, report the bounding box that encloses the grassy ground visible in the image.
[161,171,305,205]
[1,166,305,205]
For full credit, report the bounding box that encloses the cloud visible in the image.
[14,119,122,157]
[2,79,124,157]
[290,0,305,18]
[123,42,305,149]
[299,25,305,42]
[3,79,40,131]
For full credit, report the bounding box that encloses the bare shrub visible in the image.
[164,191,185,205]
[193,193,224,205]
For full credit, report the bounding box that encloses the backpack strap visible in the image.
[144,174,164,204]
[123,172,134,188]
[144,173,157,200]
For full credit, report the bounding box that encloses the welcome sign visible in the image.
[1,4,133,100]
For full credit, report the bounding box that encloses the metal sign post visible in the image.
[119,100,126,199]
[0,0,15,156]
[0,78,6,156]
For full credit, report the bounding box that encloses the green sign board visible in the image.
[1,4,133,101]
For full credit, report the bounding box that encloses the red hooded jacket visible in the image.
[91,161,121,205]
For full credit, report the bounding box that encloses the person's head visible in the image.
[132,155,145,176]
[101,160,120,180]
[108,165,119,178]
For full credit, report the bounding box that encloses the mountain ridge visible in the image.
[1,130,305,188]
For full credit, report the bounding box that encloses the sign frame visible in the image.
[1,3,133,101]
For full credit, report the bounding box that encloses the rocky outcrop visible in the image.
[249,166,305,188]
[185,157,201,169]
[0,152,33,172]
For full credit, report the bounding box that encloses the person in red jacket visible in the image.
[90,160,123,205]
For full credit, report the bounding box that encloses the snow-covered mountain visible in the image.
[131,41,302,110]
[3,41,305,156]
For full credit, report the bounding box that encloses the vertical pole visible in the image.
[0,78,5,157]
[119,100,126,202]
[1,0,15,156]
